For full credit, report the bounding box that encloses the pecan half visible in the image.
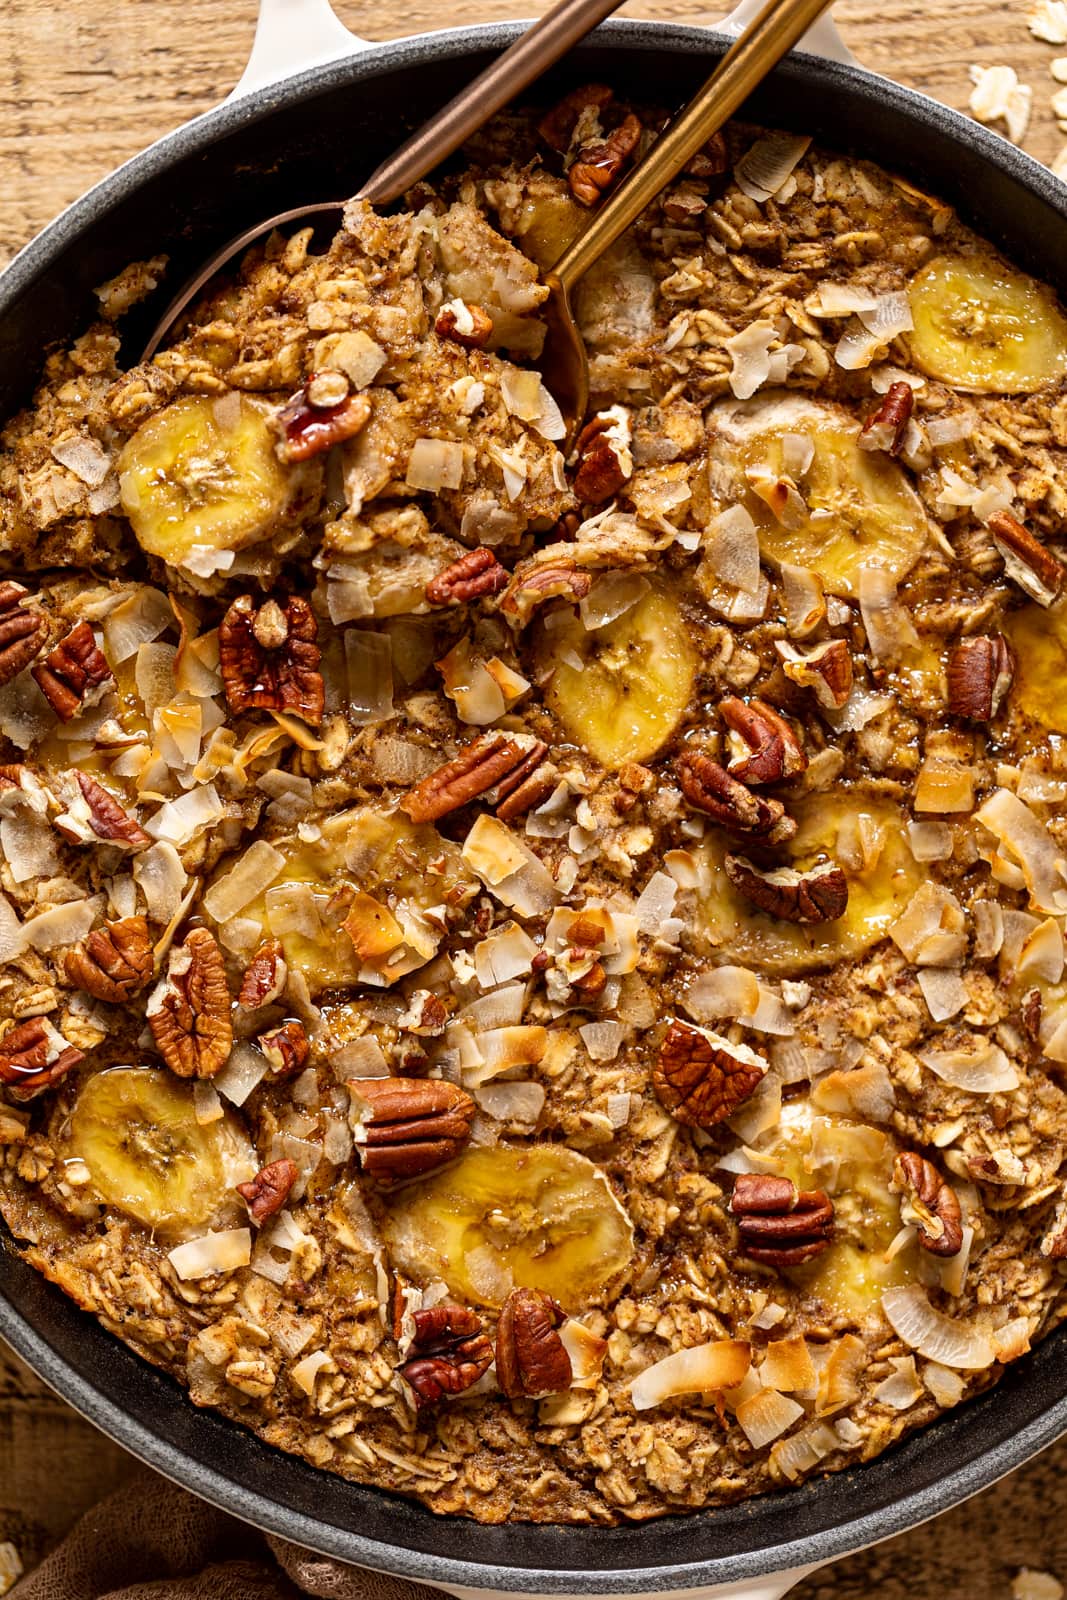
[400,732,549,824]
[537,83,614,153]
[572,408,633,505]
[725,854,849,925]
[776,639,853,711]
[32,621,113,722]
[0,1017,84,1101]
[350,1076,475,1183]
[653,1019,768,1130]
[399,1303,493,1409]
[495,761,559,823]
[0,582,48,688]
[258,1020,310,1078]
[892,1151,963,1257]
[859,381,914,456]
[426,548,509,606]
[496,1287,572,1399]
[729,1173,834,1266]
[53,771,151,850]
[237,1158,298,1224]
[500,556,592,627]
[219,594,324,724]
[275,379,372,463]
[238,939,287,1010]
[147,928,233,1080]
[946,633,1014,721]
[64,915,153,1003]
[720,697,807,785]
[676,752,796,844]
[988,511,1066,608]
[434,301,494,350]
[569,113,642,206]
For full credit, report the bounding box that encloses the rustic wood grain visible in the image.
[0,0,1061,269]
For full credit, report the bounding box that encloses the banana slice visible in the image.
[62,1067,255,1236]
[214,808,477,994]
[535,584,697,768]
[907,256,1067,393]
[380,1144,635,1312]
[707,393,931,597]
[693,793,922,975]
[118,394,310,567]
[1004,596,1067,733]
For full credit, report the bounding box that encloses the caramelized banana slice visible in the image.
[118,394,311,568]
[1004,595,1067,733]
[535,585,697,768]
[907,256,1067,393]
[380,1144,635,1312]
[693,794,922,974]
[61,1067,255,1236]
[708,393,931,597]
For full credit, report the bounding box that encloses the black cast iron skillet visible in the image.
[3,19,1067,1597]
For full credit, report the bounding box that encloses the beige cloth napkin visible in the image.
[5,1336,1067,1600]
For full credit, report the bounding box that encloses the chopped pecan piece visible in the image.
[496,1287,572,1399]
[720,697,807,785]
[275,379,372,462]
[400,732,549,824]
[350,1076,475,1183]
[237,1158,298,1224]
[399,1302,493,1409]
[572,407,633,505]
[537,83,614,152]
[32,620,113,722]
[676,752,796,844]
[500,555,592,626]
[64,915,153,1003]
[1021,986,1043,1042]
[238,940,287,1010]
[988,510,1065,608]
[725,854,849,925]
[258,1020,310,1078]
[0,581,48,688]
[729,1173,834,1266]
[569,113,642,207]
[946,633,1014,721]
[147,928,233,1080]
[892,1151,963,1257]
[1041,1194,1067,1259]
[219,594,324,724]
[434,301,494,350]
[653,1019,768,1130]
[53,771,151,850]
[684,130,728,179]
[776,639,853,711]
[0,1017,85,1101]
[859,381,914,456]
[426,547,509,606]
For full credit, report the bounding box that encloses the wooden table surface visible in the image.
[1,0,1067,1591]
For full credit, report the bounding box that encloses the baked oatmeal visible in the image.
[2,90,1067,1524]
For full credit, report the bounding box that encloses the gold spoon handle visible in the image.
[359,0,626,204]
[550,0,835,294]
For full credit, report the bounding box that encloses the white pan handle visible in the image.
[228,0,376,101]
[719,0,857,66]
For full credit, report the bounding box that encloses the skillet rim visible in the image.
[3,17,1067,1591]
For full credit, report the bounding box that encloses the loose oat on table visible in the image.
[2,90,1067,1524]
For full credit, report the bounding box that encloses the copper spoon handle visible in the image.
[549,0,835,295]
[359,0,624,204]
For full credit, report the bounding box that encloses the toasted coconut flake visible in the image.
[463,815,559,916]
[406,438,466,492]
[202,841,285,924]
[815,1334,866,1415]
[0,810,59,883]
[633,871,679,934]
[759,1336,815,1393]
[734,133,811,202]
[881,1284,995,1369]
[703,504,761,595]
[579,1021,626,1061]
[145,784,224,847]
[467,1024,547,1085]
[684,966,762,1023]
[1019,917,1066,983]
[917,968,969,1023]
[473,1079,545,1126]
[992,1316,1033,1364]
[858,568,920,665]
[923,1361,965,1407]
[345,629,394,726]
[811,1060,895,1123]
[631,1338,750,1411]
[779,564,827,639]
[580,572,650,630]
[133,842,187,924]
[167,1227,251,1282]
[474,922,538,987]
[213,1040,269,1106]
[559,1319,608,1389]
[332,1036,389,1079]
[933,1222,974,1298]
[919,1038,1017,1093]
[977,789,1067,915]
[103,587,172,664]
[23,898,96,952]
[135,642,179,718]
[873,1355,923,1411]
[735,1387,805,1448]
[889,882,967,967]
[914,757,975,816]
[906,821,954,863]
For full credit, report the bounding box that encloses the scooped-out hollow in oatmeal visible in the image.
[2,89,1067,1524]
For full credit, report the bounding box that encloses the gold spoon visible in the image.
[542,0,836,446]
[144,0,627,361]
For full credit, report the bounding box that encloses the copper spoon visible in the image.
[143,0,628,361]
[542,0,837,446]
